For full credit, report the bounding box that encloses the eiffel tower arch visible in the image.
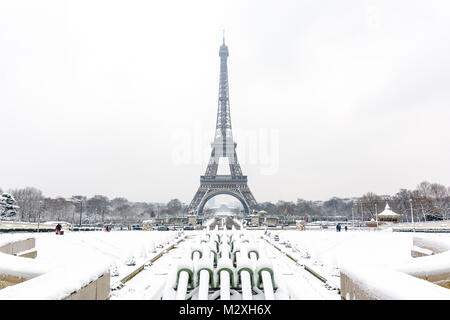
[187,37,257,215]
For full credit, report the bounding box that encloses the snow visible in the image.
[377,203,401,217]
[396,250,450,279]
[342,265,450,300]
[0,230,182,299]
[412,245,434,255]
[0,252,49,279]
[0,233,33,248]
[0,262,108,300]
[277,230,414,275]
[32,230,180,279]
[268,229,450,295]
[413,235,450,253]
[1,229,449,299]
[203,218,216,229]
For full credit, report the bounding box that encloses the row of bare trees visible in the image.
[356,182,449,222]
[2,180,449,224]
[254,181,450,222]
[0,186,185,226]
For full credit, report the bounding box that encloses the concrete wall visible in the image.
[0,274,26,290]
[63,273,110,300]
[340,267,450,300]
[0,238,36,256]
[0,238,38,291]
[18,250,38,259]
[340,272,375,300]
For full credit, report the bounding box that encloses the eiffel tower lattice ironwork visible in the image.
[187,37,257,215]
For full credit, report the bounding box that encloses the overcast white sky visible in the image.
[1,0,449,204]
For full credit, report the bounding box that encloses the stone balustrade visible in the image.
[0,237,110,299]
[340,236,450,299]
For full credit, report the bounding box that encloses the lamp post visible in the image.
[360,201,364,228]
[334,202,337,225]
[71,204,75,231]
[409,199,415,232]
[79,200,83,228]
[351,206,354,229]
[38,200,43,233]
[375,202,378,231]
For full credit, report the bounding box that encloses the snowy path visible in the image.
[263,239,340,299]
[110,235,192,299]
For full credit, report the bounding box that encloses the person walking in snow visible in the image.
[56,223,62,234]
[344,225,348,232]
[336,223,341,232]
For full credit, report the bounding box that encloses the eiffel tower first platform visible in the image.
[187,38,257,215]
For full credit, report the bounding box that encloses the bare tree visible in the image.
[10,187,43,222]
[87,195,110,225]
[276,201,295,216]
[429,183,449,220]
[110,197,129,210]
[167,199,182,216]
[116,204,136,225]
[43,197,75,222]
[414,181,447,221]
[359,192,383,220]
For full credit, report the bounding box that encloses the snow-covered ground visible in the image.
[1,229,449,299]
[33,230,182,280]
[271,229,450,287]
[1,230,182,285]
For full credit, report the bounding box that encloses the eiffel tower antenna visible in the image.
[187,38,257,216]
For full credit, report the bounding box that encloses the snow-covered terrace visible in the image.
[272,230,450,299]
[0,230,182,299]
[0,229,449,299]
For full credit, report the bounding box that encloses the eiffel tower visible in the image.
[187,37,257,215]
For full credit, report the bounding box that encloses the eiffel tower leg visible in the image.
[187,187,207,215]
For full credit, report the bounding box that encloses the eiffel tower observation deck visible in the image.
[187,37,257,215]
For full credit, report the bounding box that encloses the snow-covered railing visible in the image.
[0,237,40,289]
[397,251,450,285]
[340,265,450,300]
[341,236,450,299]
[0,237,37,259]
[401,237,450,287]
[0,237,110,299]
[411,236,450,257]
[0,261,110,300]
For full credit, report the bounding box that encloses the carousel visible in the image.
[377,202,402,223]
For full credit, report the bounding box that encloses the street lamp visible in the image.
[375,202,378,231]
[38,200,43,233]
[351,205,354,229]
[79,200,83,228]
[409,199,415,232]
[360,201,364,228]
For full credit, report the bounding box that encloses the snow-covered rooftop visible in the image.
[378,203,402,217]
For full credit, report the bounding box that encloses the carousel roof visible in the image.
[378,203,401,217]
